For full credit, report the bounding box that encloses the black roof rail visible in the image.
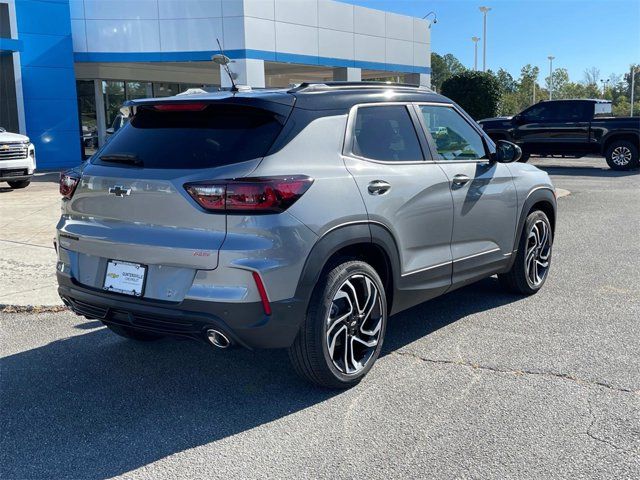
[539,98,611,103]
[288,81,434,93]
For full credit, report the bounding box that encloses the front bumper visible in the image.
[58,273,306,349]
[0,147,36,182]
[0,169,33,182]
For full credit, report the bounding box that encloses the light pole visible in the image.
[471,37,480,71]
[631,66,637,117]
[479,7,491,72]
[600,79,610,98]
[548,55,555,100]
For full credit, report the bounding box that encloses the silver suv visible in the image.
[56,83,556,388]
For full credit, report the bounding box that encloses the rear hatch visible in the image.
[58,94,293,300]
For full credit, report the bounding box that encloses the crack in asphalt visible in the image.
[585,399,636,454]
[391,350,639,395]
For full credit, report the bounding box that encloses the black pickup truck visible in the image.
[478,99,640,170]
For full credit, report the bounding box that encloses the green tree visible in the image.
[582,82,601,99]
[545,68,570,98]
[518,64,543,108]
[561,82,587,99]
[430,53,466,92]
[496,92,522,117]
[494,68,517,94]
[441,71,501,120]
[583,67,601,85]
[623,65,640,113]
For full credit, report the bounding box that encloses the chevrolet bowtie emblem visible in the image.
[108,185,131,197]
[0,145,10,151]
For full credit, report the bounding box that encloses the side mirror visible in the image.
[106,127,115,135]
[494,140,522,163]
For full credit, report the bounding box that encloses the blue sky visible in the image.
[344,0,640,82]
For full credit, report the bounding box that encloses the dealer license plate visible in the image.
[103,260,147,297]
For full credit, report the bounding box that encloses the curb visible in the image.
[1,305,68,314]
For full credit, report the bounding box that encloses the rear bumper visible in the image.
[57,272,306,349]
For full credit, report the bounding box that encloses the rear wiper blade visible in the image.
[99,154,143,166]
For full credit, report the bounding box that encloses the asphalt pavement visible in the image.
[1,156,638,479]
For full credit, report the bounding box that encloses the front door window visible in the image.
[418,105,487,160]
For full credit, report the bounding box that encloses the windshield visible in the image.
[93,104,284,169]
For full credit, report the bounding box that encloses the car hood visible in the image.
[0,130,29,143]
[478,116,514,129]
[479,116,513,122]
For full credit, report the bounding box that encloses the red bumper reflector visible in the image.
[252,271,272,316]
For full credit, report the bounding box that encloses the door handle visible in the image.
[452,174,471,186]
[368,180,391,195]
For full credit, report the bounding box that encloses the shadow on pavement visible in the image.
[1,278,518,479]
[533,164,639,178]
[32,172,62,183]
[0,172,60,193]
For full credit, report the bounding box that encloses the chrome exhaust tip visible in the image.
[206,329,231,349]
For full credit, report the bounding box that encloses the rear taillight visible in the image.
[185,176,313,214]
[60,171,80,199]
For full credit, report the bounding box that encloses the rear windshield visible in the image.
[93,104,284,169]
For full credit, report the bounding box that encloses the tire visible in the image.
[605,140,639,171]
[288,260,387,389]
[498,210,553,295]
[518,153,530,163]
[7,179,30,189]
[104,323,163,341]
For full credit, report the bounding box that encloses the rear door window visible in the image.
[351,105,424,161]
[93,104,285,169]
[551,101,592,121]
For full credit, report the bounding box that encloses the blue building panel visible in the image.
[17,34,75,69]
[22,98,80,132]
[20,64,77,99]
[0,38,23,52]
[28,129,82,167]
[15,0,81,169]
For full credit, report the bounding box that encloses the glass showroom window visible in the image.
[102,81,125,130]
[125,81,153,100]
[153,83,180,97]
[77,80,98,158]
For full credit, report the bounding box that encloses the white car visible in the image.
[0,127,36,189]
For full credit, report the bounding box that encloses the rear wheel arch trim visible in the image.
[601,132,640,155]
[294,221,401,308]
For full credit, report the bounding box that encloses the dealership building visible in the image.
[0,0,432,169]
